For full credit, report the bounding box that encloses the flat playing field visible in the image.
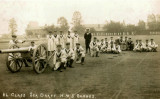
[0,35,160,99]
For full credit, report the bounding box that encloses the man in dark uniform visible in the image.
[84,28,92,54]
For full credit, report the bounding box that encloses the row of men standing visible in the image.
[47,30,79,52]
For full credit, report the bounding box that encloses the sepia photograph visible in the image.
[0,0,160,99]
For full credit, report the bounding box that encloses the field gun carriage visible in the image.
[0,43,52,74]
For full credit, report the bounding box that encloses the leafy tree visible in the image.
[103,21,125,33]
[44,24,55,33]
[72,11,82,26]
[25,30,33,36]
[137,20,146,31]
[156,14,160,31]
[72,25,85,35]
[9,18,17,35]
[126,24,137,32]
[147,14,157,31]
[71,11,85,35]
[90,27,96,33]
[57,17,69,32]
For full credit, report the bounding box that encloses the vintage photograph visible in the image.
[0,0,160,99]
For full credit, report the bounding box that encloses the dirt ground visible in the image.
[0,35,160,99]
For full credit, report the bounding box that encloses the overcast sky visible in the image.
[0,0,160,35]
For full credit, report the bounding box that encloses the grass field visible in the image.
[0,35,160,99]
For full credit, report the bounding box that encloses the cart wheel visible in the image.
[6,45,23,73]
[32,44,48,74]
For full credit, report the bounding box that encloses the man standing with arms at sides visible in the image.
[66,31,73,49]
[84,28,92,54]
[53,31,59,47]
[59,31,65,49]
[47,31,54,56]
[73,30,79,48]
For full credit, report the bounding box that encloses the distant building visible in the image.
[84,24,105,32]
[83,24,105,36]
[156,14,160,22]
[25,21,47,37]
[27,21,39,29]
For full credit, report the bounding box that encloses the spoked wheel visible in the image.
[6,45,23,73]
[32,44,48,74]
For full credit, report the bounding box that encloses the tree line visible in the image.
[25,11,85,36]
[103,14,160,34]
[9,13,160,36]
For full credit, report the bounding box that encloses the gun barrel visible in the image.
[0,47,29,53]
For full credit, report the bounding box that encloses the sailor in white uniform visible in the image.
[59,31,65,49]
[108,37,115,45]
[53,31,59,46]
[47,31,55,55]
[53,44,66,72]
[113,42,121,54]
[143,39,151,52]
[90,37,99,57]
[74,43,85,65]
[103,38,109,53]
[133,40,144,52]
[64,42,75,68]
[99,39,106,52]
[29,41,37,51]
[133,39,139,51]
[73,31,79,48]
[9,35,25,48]
[149,39,158,52]
[9,35,29,67]
[66,31,73,49]
[97,39,101,51]
[108,40,116,53]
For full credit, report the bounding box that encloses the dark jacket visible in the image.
[84,32,92,42]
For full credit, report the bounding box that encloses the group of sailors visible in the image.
[9,32,158,72]
[47,30,79,52]
[133,39,158,52]
[88,36,158,57]
[47,30,85,72]
[89,37,121,57]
